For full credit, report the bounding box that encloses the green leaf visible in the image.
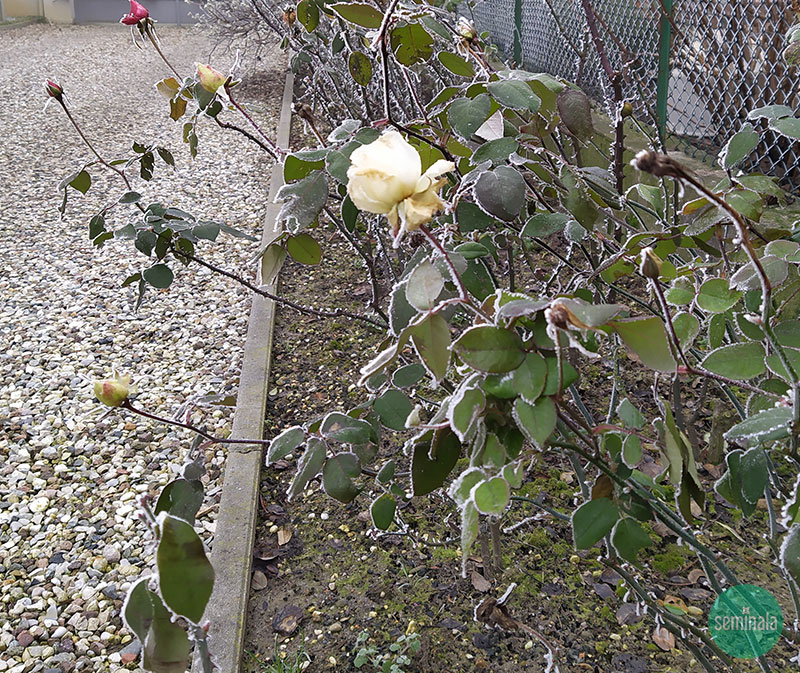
[377,460,396,484]
[276,171,328,234]
[775,320,800,348]
[473,165,526,221]
[330,2,383,27]
[406,259,444,310]
[437,51,474,77]
[617,398,645,429]
[325,150,350,184]
[452,325,526,373]
[488,79,540,112]
[748,105,793,121]
[781,525,800,588]
[572,498,619,549]
[259,243,287,285]
[472,137,519,165]
[665,277,695,306]
[770,116,800,140]
[611,518,652,564]
[143,589,192,673]
[701,342,766,380]
[297,0,319,31]
[512,352,547,403]
[157,514,214,623]
[322,452,361,503]
[610,317,677,372]
[69,170,91,194]
[374,389,413,431]
[726,189,763,221]
[143,264,174,289]
[287,438,326,499]
[267,426,305,464]
[192,222,219,241]
[725,407,793,444]
[390,23,434,66]
[88,214,106,240]
[448,385,486,442]
[622,435,643,467]
[119,191,142,204]
[731,255,788,291]
[348,51,373,87]
[456,201,496,232]
[448,467,484,505]
[447,94,491,139]
[558,298,624,328]
[123,578,154,644]
[556,88,594,139]
[740,447,769,505]
[472,477,510,515]
[392,363,425,388]
[284,150,326,182]
[719,124,759,168]
[286,233,322,265]
[560,166,599,229]
[370,494,396,530]
[135,229,157,257]
[513,396,556,447]
[154,479,204,526]
[321,412,373,444]
[766,347,800,382]
[410,313,451,383]
[673,312,700,348]
[455,242,490,260]
[411,429,461,496]
[522,212,570,238]
[542,357,579,395]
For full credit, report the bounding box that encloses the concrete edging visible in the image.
[195,64,293,673]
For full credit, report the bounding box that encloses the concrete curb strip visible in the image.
[194,64,294,673]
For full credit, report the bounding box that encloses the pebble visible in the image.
[328,622,343,633]
[0,22,282,672]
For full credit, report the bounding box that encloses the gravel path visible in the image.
[0,23,284,672]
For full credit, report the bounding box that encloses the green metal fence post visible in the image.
[513,0,523,66]
[656,0,674,145]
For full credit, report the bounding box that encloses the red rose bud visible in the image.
[196,63,227,93]
[93,373,131,407]
[121,0,149,25]
[45,80,63,100]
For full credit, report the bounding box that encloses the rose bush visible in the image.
[51,0,800,670]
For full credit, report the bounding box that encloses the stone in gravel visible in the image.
[102,545,121,563]
[328,622,343,634]
[101,584,119,600]
[29,497,49,513]
[119,639,142,664]
[16,632,34,647]
[251,570,268,591]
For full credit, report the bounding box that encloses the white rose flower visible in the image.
[347,130,454,244]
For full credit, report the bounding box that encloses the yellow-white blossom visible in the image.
[347,131,454,244]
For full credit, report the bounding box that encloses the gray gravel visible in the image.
[0,23,284,672]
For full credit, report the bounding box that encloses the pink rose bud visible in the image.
[44,80,63,100]
[93,373,131,407]
[120,0,149,25]
[196,63,227,93]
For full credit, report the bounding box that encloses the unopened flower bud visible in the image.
[621,101,633,118]
[196,63,226,93]
[456,17,477,41]
[639,246,663,280]
[283,5,296,26]
[45,80,63,101]
[93,373,131,407]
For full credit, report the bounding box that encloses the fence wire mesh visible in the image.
[466,0,800,190]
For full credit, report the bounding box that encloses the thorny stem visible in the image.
[214,118,281,158]
[225,82,284,157]
[58,101,146,214]
[121,399,273,447]
[144,23,182,80]
[170,245,387,329]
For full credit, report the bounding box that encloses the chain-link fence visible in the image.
[466,0,800,190]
